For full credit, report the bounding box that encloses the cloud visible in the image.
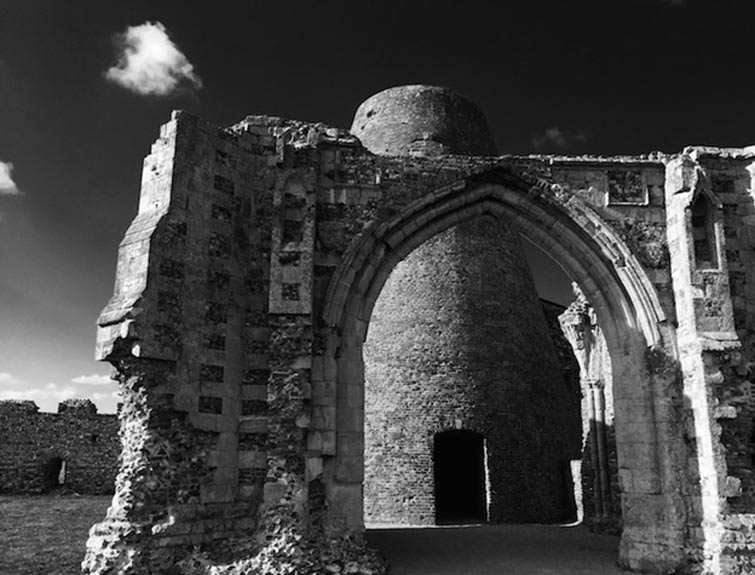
[0,161,20,195]
[0,374,119,413]
[71,373,112,385]
[0,372,22,385]
[531,126,590,150]
[105,21,202,96]
[0,382,77,403]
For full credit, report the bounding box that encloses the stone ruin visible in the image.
[0,399,118,495]
[81,85,755,574]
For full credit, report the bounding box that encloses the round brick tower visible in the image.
[354,86,581,525]
[351,85,497,157]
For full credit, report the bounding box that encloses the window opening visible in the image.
[690,194,718,269]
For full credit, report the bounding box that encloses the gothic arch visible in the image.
[318,168,687,572]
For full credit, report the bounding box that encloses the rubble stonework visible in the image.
[83,85,755,574]
[0,399,118,494]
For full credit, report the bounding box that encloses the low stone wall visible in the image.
[0,399,119,494]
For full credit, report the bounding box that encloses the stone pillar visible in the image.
[665,156,741,573]
[559,286,621,530]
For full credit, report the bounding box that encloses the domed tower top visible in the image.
[350,85,498,157]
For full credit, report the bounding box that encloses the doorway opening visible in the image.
[42,456,64,492]
[433,430,487,524]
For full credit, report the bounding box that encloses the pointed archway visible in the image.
[318,168,688,573]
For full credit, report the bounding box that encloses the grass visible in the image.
[0,495,111,575]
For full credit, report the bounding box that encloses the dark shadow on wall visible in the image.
[580,421,621,533]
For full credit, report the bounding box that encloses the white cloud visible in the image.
[0,375,119,413]
[0,161,20,195]
[0,372,21,385]
[531,126,590,150]
[71,373,112,385]
[105,21,202,96]
[0,382,76,403]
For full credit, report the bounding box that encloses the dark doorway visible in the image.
[433,430,486,524]
[41,456,63,492]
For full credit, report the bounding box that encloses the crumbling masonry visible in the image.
[83,85,755,574]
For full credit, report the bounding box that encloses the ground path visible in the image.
[366,524,629,575]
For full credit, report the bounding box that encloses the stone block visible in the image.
[213,467,239,485]
[307,430,323,452]
[346,383,364,408]
[239,416,268,433]
[312,379,337,406]
[337,432,364,457]
[311,405,336,430]
[322,431,336,455]
[206,450,236,468]
[335,455,364,482]
[216,432,238,452]
[238,450,266,469]
[306,456,323,480]
[325,482,364,532]
[241,385,267,400]
[263,481,287,505]
[336,407,363,432]
[201,483,236,503]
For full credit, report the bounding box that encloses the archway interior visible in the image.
[362,216,589,527]
[433,430,487,524]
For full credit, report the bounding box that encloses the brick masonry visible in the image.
[363,220,582,526]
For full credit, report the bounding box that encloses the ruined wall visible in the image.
[86,112,281,573]
[0,399,118,494]
[82,84,755,574]
[661,149,755,572]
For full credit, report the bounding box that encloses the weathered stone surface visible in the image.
[77,86,755,574]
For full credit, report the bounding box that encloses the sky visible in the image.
[1,0,754,413]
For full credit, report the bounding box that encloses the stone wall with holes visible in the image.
[84,101,755,575]
[0,399,119,494]
[662,149,755,572]
[86,111,282,573]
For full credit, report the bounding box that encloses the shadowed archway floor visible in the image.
[366,524,629,575]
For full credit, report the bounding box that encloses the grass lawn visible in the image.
[0,495,111,575]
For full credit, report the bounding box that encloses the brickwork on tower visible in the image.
[0,399,118,494]
[81,84,755,575]
[363,219,582,526]
[359,85,581,527]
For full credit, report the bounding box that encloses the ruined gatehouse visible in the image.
[82,85,755,574]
